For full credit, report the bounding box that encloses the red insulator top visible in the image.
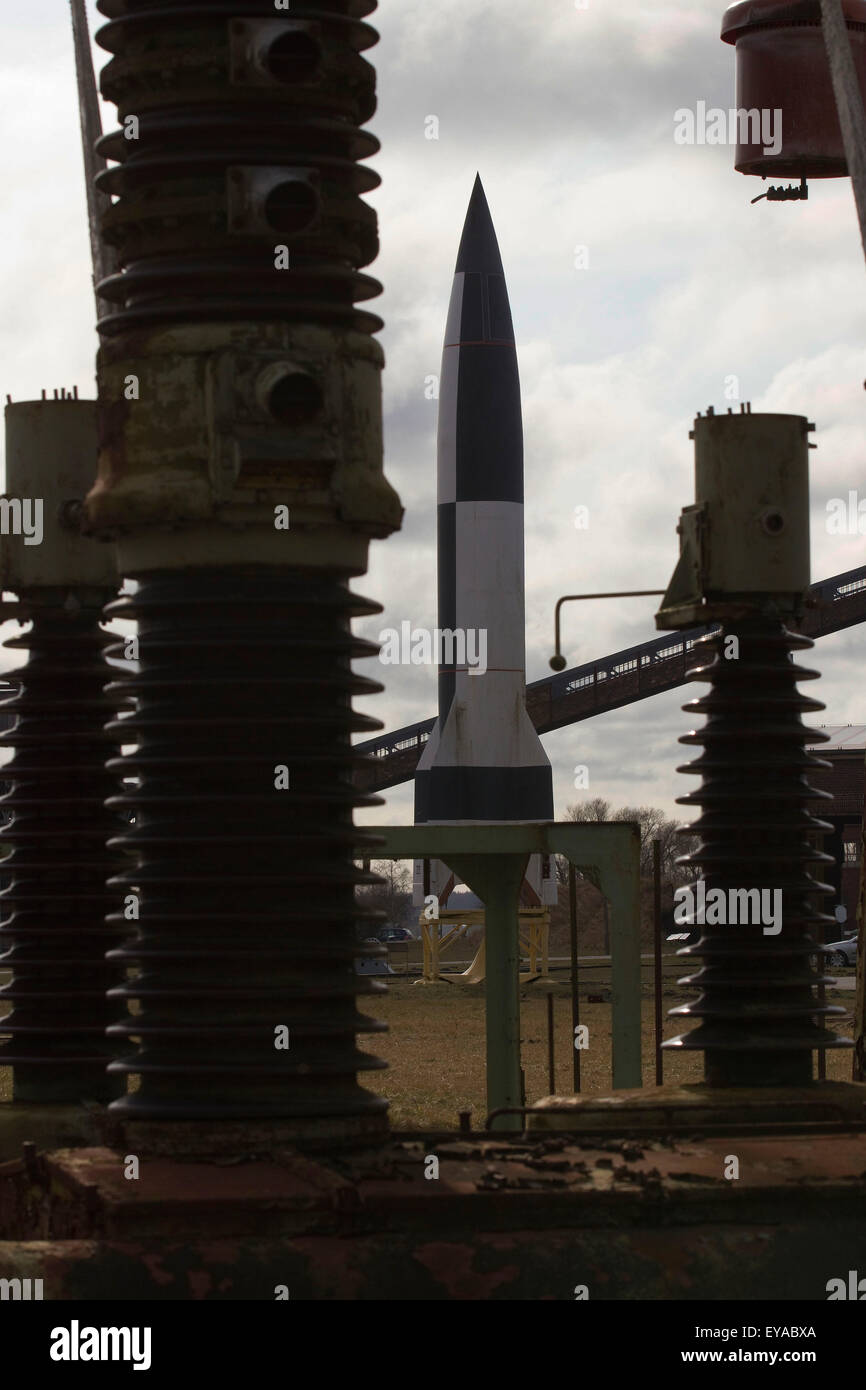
[722,0,866,44]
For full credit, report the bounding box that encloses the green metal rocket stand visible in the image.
[372,823,642,1130]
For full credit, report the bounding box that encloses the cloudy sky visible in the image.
[0,1,863,828]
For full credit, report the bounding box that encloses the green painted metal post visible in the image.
[482,866,522,1123]
[372,823,643,1115]
[569,862,581,1093]
[597,842,643,1090]
[444,853,528,1129]
[549,822,642,1090]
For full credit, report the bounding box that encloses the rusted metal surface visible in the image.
[87,322,400,561]
[0,1121,864,1298]
[0,1222,861,1300]
[7,1126,864,1237]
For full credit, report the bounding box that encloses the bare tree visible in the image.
[560,800,700,884]
[355,859,414,938]
[564,797,611,823]
[555,800,612,884]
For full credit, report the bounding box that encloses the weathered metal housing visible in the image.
[722,0,866,178]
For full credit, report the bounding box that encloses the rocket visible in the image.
[414,176,553,874]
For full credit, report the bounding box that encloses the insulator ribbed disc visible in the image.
[665,620,852,1086]
[103,567,391,1136]
[0,604,128,1102]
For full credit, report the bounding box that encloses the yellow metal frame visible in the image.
[419,908,550,982]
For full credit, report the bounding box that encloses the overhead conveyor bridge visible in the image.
[354,565,866,793]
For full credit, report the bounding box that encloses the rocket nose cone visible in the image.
[454,175,505,276]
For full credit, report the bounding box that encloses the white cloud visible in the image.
[0,1,861,829]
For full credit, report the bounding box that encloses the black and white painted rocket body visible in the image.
[414,177,554,899]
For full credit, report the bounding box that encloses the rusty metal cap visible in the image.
[722,0,866,43]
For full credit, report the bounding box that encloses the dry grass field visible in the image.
[0,960,855,1122]
[365,966,858,1130]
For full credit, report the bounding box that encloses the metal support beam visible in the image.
[68,0,117,309]
[820,0,866,265]
[373,823,643,1125]
[653,838,663,1086]
[569,862,581,1092]
[440,852,528,1129]
[855,751,866,1081]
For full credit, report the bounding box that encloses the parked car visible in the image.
[376,927,415,943]
[821,936,857,968]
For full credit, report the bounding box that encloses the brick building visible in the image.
[805,725,865,932]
